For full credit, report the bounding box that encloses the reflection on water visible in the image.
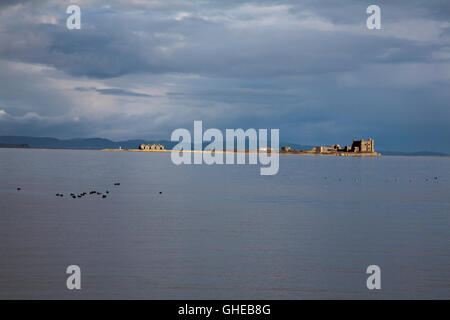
[0,148,449,299]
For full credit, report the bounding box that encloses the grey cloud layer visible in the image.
[2,0,448,78]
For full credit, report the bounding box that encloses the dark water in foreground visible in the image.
[0,148,449,299]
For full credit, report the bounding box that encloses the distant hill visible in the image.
[0,136,175,150]
[0,143,29,148]
[0,136,448,156]
[0,136,303,151]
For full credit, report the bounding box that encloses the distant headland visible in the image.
[0,143,29,149]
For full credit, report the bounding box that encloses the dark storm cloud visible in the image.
[0,0,446,79]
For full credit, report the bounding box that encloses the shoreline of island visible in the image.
[100,148,381,157]
[100,139,381,156]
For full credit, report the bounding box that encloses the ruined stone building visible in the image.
[351,138,374,152]
[139,144,165,151]
[325,138,375,153]
[281,138,378,155]
[312,146,333,153]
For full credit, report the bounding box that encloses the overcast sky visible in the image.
[0,0,449,152]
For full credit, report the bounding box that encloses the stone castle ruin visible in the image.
[281,138,380,156]
[312,138,375,153]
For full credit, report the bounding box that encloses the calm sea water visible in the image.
[0,148,449,299]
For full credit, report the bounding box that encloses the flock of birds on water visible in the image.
[14,176,441,197]
[15,183,164,199]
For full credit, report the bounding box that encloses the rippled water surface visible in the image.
[0,148,449,299]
